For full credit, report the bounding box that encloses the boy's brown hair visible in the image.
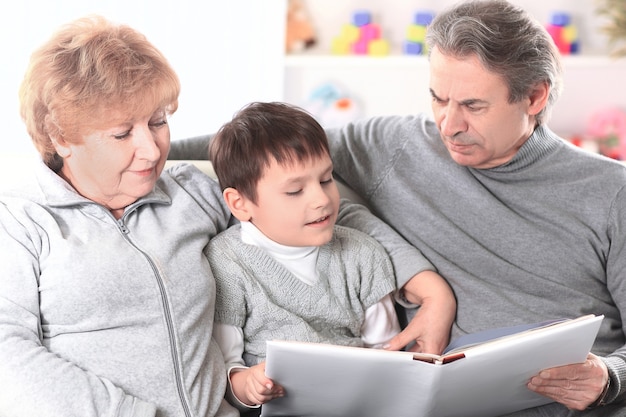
[210,102,330,203]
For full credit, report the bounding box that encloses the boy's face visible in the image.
[245,153,340,247]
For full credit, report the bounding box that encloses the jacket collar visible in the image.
[35,160,172,209]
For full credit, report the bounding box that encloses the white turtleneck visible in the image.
[239,220,320,285]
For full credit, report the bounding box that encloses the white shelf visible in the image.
[285,53,626,68]
[285,54,429,68]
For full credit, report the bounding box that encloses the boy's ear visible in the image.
[223,187,252,222]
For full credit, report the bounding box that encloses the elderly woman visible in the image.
[0,16,238,417]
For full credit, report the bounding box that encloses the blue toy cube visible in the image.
[352,10,372,27]
[414,10,435,26]
[549,11,570,27]
[403,41,424,55]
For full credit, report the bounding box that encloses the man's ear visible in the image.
[223,187,252,222]
[527,81,550,116]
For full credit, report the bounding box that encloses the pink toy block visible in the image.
[352,39,369,55]
[359,23,381,43]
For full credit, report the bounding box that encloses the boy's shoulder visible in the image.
[331,225,389,257]
[208,223,241,248]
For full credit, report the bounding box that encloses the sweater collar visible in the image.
[477,125,561,173]
[35,160,172,209]
[240,221,320,285]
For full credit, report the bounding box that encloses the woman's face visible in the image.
[54,109,170,217]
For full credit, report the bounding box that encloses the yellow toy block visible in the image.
[340,24,360,43]
[331,37,351,55]
[368,39,390,56]
[562,25,578,44]
[406,24,427,43]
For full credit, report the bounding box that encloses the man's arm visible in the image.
[168,135,212,160]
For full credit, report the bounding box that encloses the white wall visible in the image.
[0,0,286,157]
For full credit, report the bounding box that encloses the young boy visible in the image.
[208,102,455,413]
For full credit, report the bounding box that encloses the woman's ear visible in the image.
[45,115,71,158]
[223,187,252,222]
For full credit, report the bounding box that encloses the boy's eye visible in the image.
[286,189,303,196]
[321,178,333,185]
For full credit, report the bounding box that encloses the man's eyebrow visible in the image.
[430,89,488,106]
[460,98,488,106]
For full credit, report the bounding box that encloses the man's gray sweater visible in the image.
[326,114,626,415]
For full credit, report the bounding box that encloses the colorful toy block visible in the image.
[403,10,435,55]
[368,39,390,56]
[352,10,372,27]
[546,11,580,55]
[331,10,389,56]
[403,41,423,55]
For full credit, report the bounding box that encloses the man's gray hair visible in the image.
[426,0,563,126]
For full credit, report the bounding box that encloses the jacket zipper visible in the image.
[117,217,193,417]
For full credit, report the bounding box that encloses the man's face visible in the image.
[429,47,544,169]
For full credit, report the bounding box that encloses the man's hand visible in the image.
[527,353,609,410]
[384,270,456,354]
[230,362,285,407]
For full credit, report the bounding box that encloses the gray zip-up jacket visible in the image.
[0,162,238,417]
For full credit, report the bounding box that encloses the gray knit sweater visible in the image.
[326,114,626,415]
[208,224,396,366]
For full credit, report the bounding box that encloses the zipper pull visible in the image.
[118,219,130,234]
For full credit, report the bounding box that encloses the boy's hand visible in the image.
[231,362,285,406]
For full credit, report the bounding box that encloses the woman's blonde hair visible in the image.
[19,15,180,170]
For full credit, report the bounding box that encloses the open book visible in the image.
[261,314,603,417]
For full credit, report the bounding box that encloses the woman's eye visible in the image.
[150,120,168,128]
[113,131,131,140]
